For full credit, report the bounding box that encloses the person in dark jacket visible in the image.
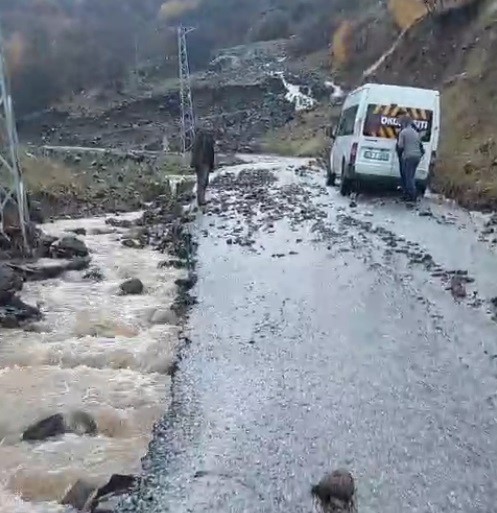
[395,111,410,194]
[396,115,425,202]
[190,128,215,206]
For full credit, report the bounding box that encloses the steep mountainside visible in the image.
[6,0,497,209]
[0,0,369,114]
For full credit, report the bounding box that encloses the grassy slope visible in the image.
[20,149,189,218]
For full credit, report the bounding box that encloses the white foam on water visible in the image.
[0,212,185,511]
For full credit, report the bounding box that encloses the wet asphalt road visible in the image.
[122,156,497,513]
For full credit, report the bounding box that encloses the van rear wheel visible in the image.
[340,161,353,196]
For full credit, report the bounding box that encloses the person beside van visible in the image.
[396,116,425,202]
[395,111,410,194]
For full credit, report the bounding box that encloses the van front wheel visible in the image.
[326,170,336,187]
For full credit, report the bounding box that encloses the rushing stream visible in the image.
[0,213,184,512]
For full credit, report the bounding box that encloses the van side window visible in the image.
[336,105,359,137]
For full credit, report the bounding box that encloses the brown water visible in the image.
[0,213,184,512]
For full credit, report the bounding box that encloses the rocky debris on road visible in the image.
[119,278,144,295]
[61,474,138,513]
[208,168,329,248]
[50,235,89,259]
[311,469,357,513]
[449,274,467,299]
[22,410,98,442]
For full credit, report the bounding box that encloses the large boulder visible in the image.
[0,296,41,328]
[91,475,138,513]
[36,233,58,258]
[60,475,138,513]
[149,307,179,325]
[0,263,23,304]
[119,278,144,295]
[61,480,98,511]
[9,257,90,282]
[50,236,89,259]
[22,410,97,442]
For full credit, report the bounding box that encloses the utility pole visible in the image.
[0,20,29,254]
[177,25,195,160]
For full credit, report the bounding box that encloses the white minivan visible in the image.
[326,83,440,196]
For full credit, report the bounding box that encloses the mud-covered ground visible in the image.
[120,156,497,513]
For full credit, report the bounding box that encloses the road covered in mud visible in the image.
[121,156,497,513]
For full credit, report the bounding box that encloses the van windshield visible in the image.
[363,104,433,143]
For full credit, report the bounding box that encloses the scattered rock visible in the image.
[89,474,139,513]
[22,410,97,441]
[311,469,357,513]
[149,308,179,325]
[0,296,41,329]
[175,273,197,291]
[418,209,433,217]
[119,278,144,295]
[51,236,89,259]
[8,257,90,282]
[158,259,187,269]
[121,238,142,249]
[69,227,87,236]
[0,263,23,304]
[449,275,467,299]
[106,217,132,228]
[83,268,105,282]
[36,233,58,258]
[61,479,98,511]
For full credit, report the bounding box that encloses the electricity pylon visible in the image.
[177,25,196,160]
[0,21,29,253]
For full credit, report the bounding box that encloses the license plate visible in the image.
[364,149,390,162]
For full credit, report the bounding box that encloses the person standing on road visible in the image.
[396,115,425,202]
[191,127,215,206]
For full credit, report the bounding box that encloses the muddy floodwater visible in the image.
[0,213,184,512]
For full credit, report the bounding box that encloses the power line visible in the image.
[0,20,30,254]
[177,25,196,160]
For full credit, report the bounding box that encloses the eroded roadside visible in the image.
[121,156,497,513]
[0,182,198,512]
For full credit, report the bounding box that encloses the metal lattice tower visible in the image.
[0,22,29,253]
[177,25,196,159]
